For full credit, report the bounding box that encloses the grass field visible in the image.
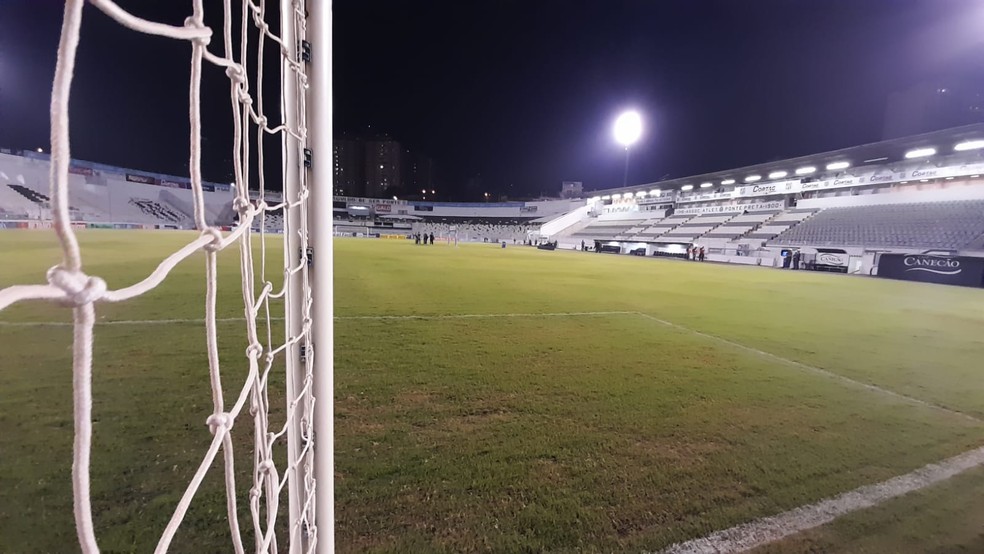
[2,229,984,553]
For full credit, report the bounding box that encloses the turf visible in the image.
[1,230,984,552]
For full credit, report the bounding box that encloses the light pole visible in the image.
[613,110,643,188]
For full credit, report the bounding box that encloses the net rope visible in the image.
[0,0,318,552]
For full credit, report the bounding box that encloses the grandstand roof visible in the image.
[593,123,984,197]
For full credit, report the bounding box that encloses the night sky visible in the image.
[2,0,984,199]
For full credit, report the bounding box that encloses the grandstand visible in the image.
[0,150,578,240]
[4,123,984,285]
[536,124,984,284]
[771,200,984,250]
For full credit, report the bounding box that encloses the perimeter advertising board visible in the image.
[877,254,984,287]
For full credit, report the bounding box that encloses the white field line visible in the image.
[660,444,984,554]
[335,310,636,321]
[632,311,982,424]
[0,310,635,327]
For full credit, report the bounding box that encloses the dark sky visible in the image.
[3,0,984,199]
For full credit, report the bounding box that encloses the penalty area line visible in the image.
[632,311,981,424]
[660,444,984,553]
[0,310,635,327]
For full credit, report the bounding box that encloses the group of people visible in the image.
[781,250,802,269]
[414,232,436,245]
[687,245,706,262]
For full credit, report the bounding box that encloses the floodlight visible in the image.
[613,111,643,147]
[904,147,936,159]
[955,140,984,151]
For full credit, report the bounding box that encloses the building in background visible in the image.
[333,137,365,197]
[363,136,406,198]
[333,133,437,198]
[411,155,437,196]
[883,80,984,140]
[560,181,583,199]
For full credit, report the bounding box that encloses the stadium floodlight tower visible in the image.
[613,110,643,187]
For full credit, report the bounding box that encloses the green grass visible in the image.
[1,230,984,552]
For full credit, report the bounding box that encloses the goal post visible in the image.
[308,1,335,553]
[0,1,334,552]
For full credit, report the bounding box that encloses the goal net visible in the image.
[0,1,332,552]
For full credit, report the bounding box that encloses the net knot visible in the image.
[184,16,210,46]
[201,227,224,252]
[46,266,107,307]
[258,459,276,474]
[224,64,246,84]
[232,196,252,215]
[246,342,263,359]
[206,412,233,434]
[237,88,254,106]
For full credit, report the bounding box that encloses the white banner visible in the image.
[737,162,984,199]
[675,190,734,203]
[675,200,785,215]
[815,252,849,267]
[733,180,800,198]
[636,192,678,205]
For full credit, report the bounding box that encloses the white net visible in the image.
[0,0,326,552]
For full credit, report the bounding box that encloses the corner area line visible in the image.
[660,445,984,554]
[631,311,981,424]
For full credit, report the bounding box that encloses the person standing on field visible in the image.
[429,232,435,245]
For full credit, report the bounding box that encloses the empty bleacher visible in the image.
[771,200,984,249]
[658,213,731,242]
[570,218,649,240]
[8,184,49,205]
[130,198,186,224]
[745,209,817,240]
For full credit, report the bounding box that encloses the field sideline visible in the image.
[2,230,984,552]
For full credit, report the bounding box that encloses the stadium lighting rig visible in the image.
[955,139,984,151]
[904,147,936,159]
[613,110,643,187]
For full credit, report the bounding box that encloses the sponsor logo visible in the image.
[902,256,961,275]
[869,173,894,183]
[817,253,846,266]
[910,169,938,179]
[69,166,94,176]
[126,173,159,185]
[751,184,777,194]
[832,178,855,187]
